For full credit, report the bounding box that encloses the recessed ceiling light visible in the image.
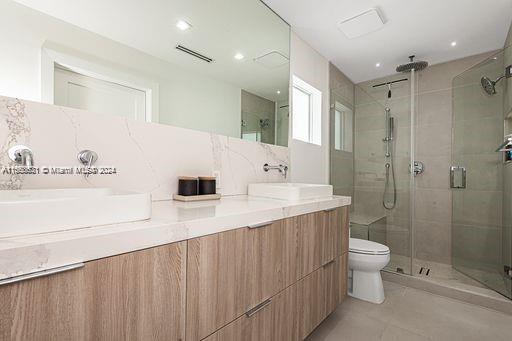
[234,53,244,60]
[451,41,457,47]
[277,90,281,94]
[375,62,381,67]
[176,20,192,31]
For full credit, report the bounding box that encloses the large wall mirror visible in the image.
[0,0,290,147]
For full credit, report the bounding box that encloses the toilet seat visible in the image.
[349,238,390,255]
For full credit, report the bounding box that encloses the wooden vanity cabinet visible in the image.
[0,242,186,341]
[186,218,301,341]
[188,206,349,341]
[0,205,349,341]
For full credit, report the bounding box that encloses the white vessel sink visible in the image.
[0,188,151,238]
[248,183,333,201]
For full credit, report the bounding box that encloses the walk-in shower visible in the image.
[353,55,428,276]
[352,50,512,302]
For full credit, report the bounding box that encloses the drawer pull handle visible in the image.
[245,298,272,317]
[322,259,335,268]
[0,263,84,286]
[248,221,273,229]
[323,208,337,212]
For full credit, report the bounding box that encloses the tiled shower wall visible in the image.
[354,51,497,265]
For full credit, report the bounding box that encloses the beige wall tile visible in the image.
[418,51,498,93]
[414,189,452,223]
[417,89,452,127]
[414,220,451,265]
[414,155,451,189]
[415,123,451,158]
[452,223,501,266]
[452,190,502,227]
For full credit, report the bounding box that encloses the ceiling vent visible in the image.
[254,51,289,69]
[337,8,385,39]
[175,45,214,63]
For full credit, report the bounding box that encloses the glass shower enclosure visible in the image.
[353,73,417,275]
[451,50,512,299]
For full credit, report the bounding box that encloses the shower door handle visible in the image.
[450,166,466,189]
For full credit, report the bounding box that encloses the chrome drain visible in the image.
[419,267,431,276]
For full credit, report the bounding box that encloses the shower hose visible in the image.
[383,158,397,210]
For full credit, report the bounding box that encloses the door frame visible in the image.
[41,43,159,123]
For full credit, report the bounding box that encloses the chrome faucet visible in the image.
[8,145,34,167]
[78,150,98,178]
[263,163,288,178]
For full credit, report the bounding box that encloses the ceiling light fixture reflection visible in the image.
[176,20,192,31]
[234,53,244,60]
[277,90,281,94]
[375,62,381,67]
[451,41,457,47]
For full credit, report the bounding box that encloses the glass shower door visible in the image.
[353,76,414,275]
[452,50,512,298]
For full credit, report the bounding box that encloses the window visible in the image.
[334,102,353,152]
[334,109,342,150]
[292,76,322,145]
[241,131,261,142]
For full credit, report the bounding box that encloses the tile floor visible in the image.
[306,281,512,341]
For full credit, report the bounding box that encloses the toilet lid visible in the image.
[349,238,390,255]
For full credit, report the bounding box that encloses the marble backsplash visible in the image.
[0,96,289,200]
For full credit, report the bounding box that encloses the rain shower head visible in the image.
[396,55,428,73]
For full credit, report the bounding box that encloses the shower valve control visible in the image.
[410,161,424,176]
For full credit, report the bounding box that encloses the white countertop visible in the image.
[0,195,350,280]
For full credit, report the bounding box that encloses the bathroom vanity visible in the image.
[0,195,350,341]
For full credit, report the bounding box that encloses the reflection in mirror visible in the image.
[0,0,290,146]
[334,102,353,152]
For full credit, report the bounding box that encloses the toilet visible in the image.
[348,238,390,304]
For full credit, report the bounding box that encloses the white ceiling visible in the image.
[13,0,290,102]
[263,0,512,83]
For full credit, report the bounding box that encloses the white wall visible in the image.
[289,32,330,184]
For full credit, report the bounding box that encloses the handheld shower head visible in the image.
[481,65,512,95]
[481,75,504,95]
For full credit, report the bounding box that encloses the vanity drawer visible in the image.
[201,282,300,341]
[0,242,186,341]
[298,254,348,339]
[186,218,300,341]
[299,207,348,278]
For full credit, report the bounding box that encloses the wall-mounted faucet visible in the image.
[78,150,98,178]
[8,145,34,167]
[78,150,98,167]
[263,163,288,178]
